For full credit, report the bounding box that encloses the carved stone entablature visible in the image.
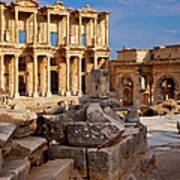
[43,1,73,12]
[78,5,98,14]
[12,0,40,7]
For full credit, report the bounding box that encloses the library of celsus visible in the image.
[0,0,111,98]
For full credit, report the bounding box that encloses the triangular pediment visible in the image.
[44,1,73,11]
[13,0,40,7]
[79,5,98,13]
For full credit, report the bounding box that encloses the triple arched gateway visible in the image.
[109,44,180,108]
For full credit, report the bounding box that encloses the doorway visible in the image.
[19,75,26,96]
[51,71,58,94]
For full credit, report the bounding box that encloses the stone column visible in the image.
[0,55,4,90]
[14,55,19,98]
[66,55,71,96]
[40,57,47,97]
[15,9,19,43]
[93,18,97,47]
[33,55,38,97]
[0,5,4,42]
[26,57,33,97]
[33,12,37,44]
[47,12,50,44]
[78,56,82,96]
[58,65,61,95]
[46,56,52,97]
[9,57,14,98]
[57,20,61,46]
[94,56,98,69]
[135,74,141,108]
[78,15,82,45]
[105,15,108,47]
[66,14,70,46]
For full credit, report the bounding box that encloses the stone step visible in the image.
[0,158,30,180]
[27,159,74,180]
[11,136,48,166]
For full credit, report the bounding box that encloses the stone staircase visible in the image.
[27,159,74,180]
[0,158,30,180]
[0,127,74,180]
[0,150,74,180]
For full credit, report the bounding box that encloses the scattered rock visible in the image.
[104,106,124,123]
[72,106,87,122]
[11,136,48,166]
[43,105,65,115]
[40,112,74,143]
[0,108,37,138]
[66,122,125,148]
[100,99,120,109]
[142,99,180,116]
[0,122,16,148]
[87,103,124,126]
[11,102,27,111]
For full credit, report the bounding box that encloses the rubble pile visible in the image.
[142,99,180,116]
[0,99,155,180]
[0,70,155,180]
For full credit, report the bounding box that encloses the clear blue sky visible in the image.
[7,0,180,59]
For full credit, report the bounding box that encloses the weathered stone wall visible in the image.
[153,45,180,59]
[117,49,150,63]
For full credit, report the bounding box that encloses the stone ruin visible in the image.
[0,69,155,180]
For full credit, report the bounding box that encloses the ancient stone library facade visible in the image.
[109,45,180,108]
[0,0,111,98]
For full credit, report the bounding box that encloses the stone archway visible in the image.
[155,75,179,102]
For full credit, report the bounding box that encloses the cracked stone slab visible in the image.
[0,159,30,180]
[67,122,125,148]
[11,136,48,165]
[0,123,16,148]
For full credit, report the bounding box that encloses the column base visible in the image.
[28,92,33,97]
[72,91,78,96]
[41,92,46,97]
[59,90,66,96]
[66,91,71,97]
[14,93,20,99]
[46,91,52,97]
[78,91,83,97]
[33,92,39,98]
